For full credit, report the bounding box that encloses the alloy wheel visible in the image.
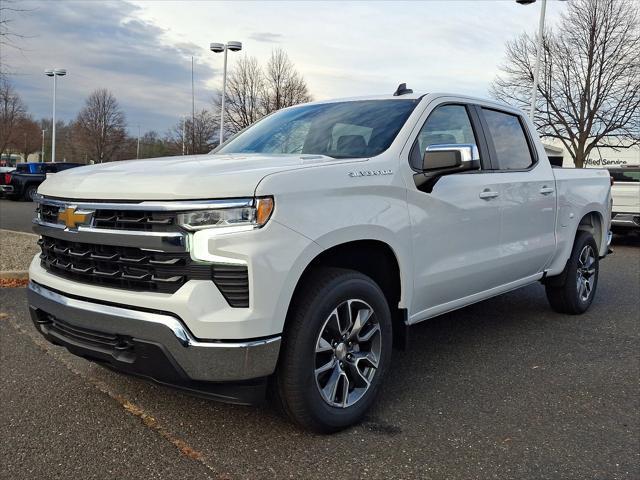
[576,244,596,302]
[314,299,381,408]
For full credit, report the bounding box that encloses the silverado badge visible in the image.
[348,169,393,178]
[58,206,94,229]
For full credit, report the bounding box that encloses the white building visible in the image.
[543,138,640,169]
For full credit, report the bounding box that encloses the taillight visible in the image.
[3,173,11,184]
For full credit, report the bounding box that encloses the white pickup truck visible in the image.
[28,88,612,432]
[609,167,640,233]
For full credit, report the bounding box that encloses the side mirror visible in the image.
[423,144,480,172]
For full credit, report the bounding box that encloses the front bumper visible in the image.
[28,281,281,403]
[611,212,640,229]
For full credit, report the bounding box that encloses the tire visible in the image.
[23,185,37,202]
[272,267,393,433]
[545,230,599,314]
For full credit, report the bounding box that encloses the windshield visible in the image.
[216,100,419,159]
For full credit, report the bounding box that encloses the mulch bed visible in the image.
[0,278,29,288]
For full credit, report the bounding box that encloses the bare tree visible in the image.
[0,76,25,157]
[132,131,171,159]
[491,0,640,168]
[11,115,40,161]
[75,89,127,163]
[166,109,218,154]
[218,55,265,133]
[262,48,312,115]
[0,1,33,76]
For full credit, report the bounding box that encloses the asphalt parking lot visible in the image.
[0,198,37,233]
[0,199,638,479]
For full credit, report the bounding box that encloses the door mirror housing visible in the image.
[422,144,480,172]
[414,143,481,192]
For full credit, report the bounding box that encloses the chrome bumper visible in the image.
[27,282,281,382]
[611,213,640,228]
[0,185,14,193]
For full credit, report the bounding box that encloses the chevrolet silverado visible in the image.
[28,89,612,432]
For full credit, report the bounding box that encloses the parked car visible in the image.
[609,167,640,233]
[27,90,612,432]
[1,162,83,201]
[0,166,16,197]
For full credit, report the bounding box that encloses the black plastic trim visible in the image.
[32,308,267,405]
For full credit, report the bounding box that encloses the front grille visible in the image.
[37,203,177,232]
[36,197,251,306]
[38,235,250,306]
[39,235,210,294]
[38,203,59,224]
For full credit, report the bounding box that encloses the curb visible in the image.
[0,270,29,280]
[0,228,38,238]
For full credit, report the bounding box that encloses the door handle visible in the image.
[539,186,555,195]
[479,189,500,200]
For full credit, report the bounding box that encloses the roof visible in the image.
[306,92,517,110]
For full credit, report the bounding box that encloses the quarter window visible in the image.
[482,109,534,170]
[412,105,477,169]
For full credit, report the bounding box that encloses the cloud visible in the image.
[248,32,284,43]
[4,1,218,133]
[4,0,570,134]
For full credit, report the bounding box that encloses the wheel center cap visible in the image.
[335,342,348,360]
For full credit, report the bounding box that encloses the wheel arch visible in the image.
[577,210,605,255]
[283,238,409,349]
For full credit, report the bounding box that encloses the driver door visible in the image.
[406,103,505,320]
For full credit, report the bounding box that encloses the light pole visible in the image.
[182,115,186,155]
[136,125,141,159]
[516,0,547,122]
[41,129,46,162]
[210,41,242,145]
[44,68,66,162]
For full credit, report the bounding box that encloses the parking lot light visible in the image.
[44,68,67,162]
[210,41,243,145]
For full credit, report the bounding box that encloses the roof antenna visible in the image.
[393,83,413,96]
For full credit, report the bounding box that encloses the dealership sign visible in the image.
[584,157,633,167]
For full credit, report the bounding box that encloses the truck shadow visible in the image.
[91,246,632,440]
[611,231,639,247]
[99,282,560,434]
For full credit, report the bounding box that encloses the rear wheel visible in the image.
[545,230,599,314]
[272,268,392,433]
[23,185,38,202]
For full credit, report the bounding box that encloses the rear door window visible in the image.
[17,164,44,174]
[609,169,640,183]
[482,109,534,170]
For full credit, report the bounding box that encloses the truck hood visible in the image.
[38,153,344,200]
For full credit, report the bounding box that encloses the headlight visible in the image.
[177,197,274,231]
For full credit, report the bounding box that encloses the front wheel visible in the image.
[545,230,599,314]
[272,268,393,433]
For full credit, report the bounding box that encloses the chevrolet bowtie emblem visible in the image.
[58,207,93,229]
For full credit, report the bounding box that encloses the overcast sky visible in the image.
[4,0,568,135]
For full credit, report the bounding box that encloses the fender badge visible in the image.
[348,169,393,178]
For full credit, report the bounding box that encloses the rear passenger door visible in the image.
[478,107,557,282]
